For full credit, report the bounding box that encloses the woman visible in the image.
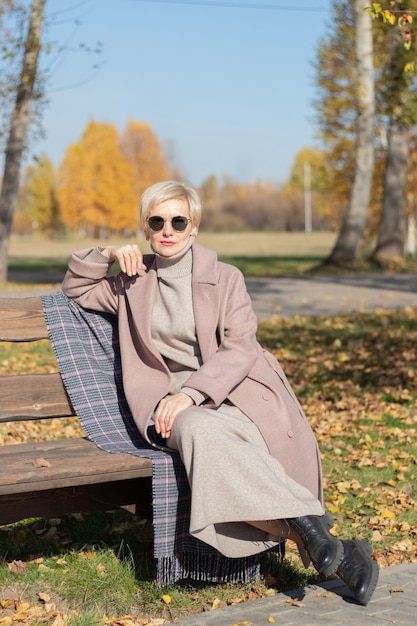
[62,180,378,605]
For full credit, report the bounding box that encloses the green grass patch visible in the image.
[218,254,323,275]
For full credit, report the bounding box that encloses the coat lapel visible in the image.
[124,257,165,365]
[191,243,220,361]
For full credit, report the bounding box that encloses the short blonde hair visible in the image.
[140,180,202,230]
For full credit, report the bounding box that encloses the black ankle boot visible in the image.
[336,540,379,605]
[288,515,344,577]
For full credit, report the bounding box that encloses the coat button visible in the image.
[287,430,294,438]
[262,392,271,401]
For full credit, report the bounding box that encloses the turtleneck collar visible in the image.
[154,237,195,278]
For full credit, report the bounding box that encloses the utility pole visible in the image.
[304,160,312,233]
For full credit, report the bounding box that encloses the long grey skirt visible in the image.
[167,402,323,558]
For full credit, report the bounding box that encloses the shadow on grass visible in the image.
[8,255,323,282]
[8,257,68,284]
[219,255,325,276]
[0,510,156,581]
[0,510,316,606]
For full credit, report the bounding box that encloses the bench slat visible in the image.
[0,438,153,494]
[0,297,48,341]
[0,373,74,421]
[0,478,153,525]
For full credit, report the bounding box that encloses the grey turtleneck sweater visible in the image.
[152,242,207,406]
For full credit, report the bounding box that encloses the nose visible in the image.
[162,219,174,235]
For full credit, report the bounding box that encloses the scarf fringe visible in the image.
[156,543,285,586]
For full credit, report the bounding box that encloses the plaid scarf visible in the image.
[42,291,275,584]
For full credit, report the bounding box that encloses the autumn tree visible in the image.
[324,0,375,264]
[288,147,338,230]
[0,0,46,281]
[120,120,168,204]
[58,120,136,236]
[21,153,60,234]
[313,1,358,219]
[371,0,417,263]
[196,176,329,233]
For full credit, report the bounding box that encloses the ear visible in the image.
[191,227,198,236]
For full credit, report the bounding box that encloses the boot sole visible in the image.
[319,537,344,578]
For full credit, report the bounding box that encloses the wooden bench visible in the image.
[0,296,153,526]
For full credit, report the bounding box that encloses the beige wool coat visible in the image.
[62,242,323,504]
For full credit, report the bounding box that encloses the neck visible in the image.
[154,237,195,268]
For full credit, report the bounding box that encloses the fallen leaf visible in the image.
[97,562,107,575]
[33,457,51,467]
[285,598,305,607]
[7,560,26,574]
[38,592,51,603]
[210,598,226,610]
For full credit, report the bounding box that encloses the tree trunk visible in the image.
[0,0,46,283]
[324,0,375,265]
[373,118,408,262]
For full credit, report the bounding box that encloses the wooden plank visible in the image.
[0,297,47,341]
[0,438,153,494]
[0,478,153,525]
[0,373,74,421]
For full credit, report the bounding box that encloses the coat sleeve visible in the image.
[183,266,260,406]
[61,247,122,315]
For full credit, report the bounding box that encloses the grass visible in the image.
[6,232,417,285]
[9,231,337,259]
[6,232,338,284]
[0,234,416,623]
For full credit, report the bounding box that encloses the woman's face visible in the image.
[145,198,196,257]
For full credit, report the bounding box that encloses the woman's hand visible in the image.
[154,393,195,439]
[101,245,146,276]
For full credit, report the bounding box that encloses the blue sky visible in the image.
[31,0,333,186]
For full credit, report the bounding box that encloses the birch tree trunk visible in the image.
[324,0,375,265]
[0,0,46,283]
[373,119,408,262]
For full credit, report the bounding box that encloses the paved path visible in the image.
[177,563,417,626]
[246,273,417,319]
[2,272,416,318]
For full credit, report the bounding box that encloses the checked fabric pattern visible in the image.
[42,291,268,584]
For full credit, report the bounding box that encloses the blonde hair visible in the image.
[140,180,202,230]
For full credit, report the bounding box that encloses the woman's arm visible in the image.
[61,245,146,314]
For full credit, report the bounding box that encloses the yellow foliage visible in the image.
[58,120,136,235]
[121,120,169,202]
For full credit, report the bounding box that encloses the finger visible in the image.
[116,250,127,273]
[125,246,144,275]
[117,248,135,276]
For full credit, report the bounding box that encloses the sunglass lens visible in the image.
[172,217,189,231]
[148,216,164,231]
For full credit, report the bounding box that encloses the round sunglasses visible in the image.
[146,215,191,232]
